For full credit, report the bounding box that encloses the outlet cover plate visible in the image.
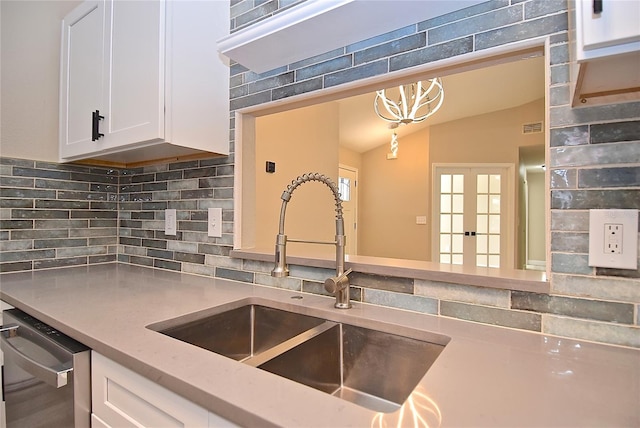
[208,208,222,238]
[588,209,638,269]
[165,209,177,236]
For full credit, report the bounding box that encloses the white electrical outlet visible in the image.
[208,208,222,238]
[604,223,622,254]
[165,209,177,236]
[589,209,638,269]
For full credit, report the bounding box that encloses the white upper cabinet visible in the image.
[59,0,230,165]
[571,0,640,106]
[575,0,640,59]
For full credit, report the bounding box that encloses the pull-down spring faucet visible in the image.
[271,173,352,309]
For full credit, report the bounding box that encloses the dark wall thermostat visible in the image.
[266,161,276,173]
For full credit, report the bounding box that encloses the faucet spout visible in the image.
[271,173,352,309]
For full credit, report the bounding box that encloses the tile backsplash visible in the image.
[2,0,639,348]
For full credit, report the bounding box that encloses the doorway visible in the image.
[433,164,514,269]
[339,165,358,255]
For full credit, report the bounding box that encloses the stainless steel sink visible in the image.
[156,305,326,361]
[150,302,447,413]
[258,323,445,413]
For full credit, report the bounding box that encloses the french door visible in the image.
[433,164,514,269]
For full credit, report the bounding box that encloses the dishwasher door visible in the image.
[1,308,90,428]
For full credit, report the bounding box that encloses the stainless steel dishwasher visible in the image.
[1,307,90,428]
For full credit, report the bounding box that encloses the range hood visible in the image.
[217,0,485,74]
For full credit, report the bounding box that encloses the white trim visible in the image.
[233,38,549,281]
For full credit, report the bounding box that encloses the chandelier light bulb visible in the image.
[374,78,444,124]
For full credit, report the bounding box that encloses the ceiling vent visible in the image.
[522,122,543,134]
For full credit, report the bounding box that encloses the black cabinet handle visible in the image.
[593,0,603,14]
[92,110,104,141]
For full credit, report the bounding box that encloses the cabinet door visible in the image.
[101,0,164,149]
[59,1,105,160]
[92,352,210,428]
[580,0,640,50]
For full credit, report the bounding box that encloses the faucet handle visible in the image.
[324,268,353,294]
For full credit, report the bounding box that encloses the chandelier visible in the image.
[374,78,444,124]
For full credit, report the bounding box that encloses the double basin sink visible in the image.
[148,299,448,413]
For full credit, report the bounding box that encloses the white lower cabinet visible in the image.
[91,352,236,428]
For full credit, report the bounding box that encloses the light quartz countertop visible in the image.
[0,263,638,427]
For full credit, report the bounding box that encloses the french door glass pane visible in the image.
[476,173,501,268]
[439,174,464,265]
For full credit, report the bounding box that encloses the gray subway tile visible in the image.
[229,90,271,111]
[441,301,541,331]
[552,273,640,303]
[1,249,55,262]
[272,77,324,99]
[349,272,413,294]
[549,85,570,107]
[180,189,213,199]
[390,37,473,72]
[1,176,34,187]
[512,291,634,324]
[428,5,522,46]
[550,210,589,231]
[13,167,70,180]
[174,252,205,264]
[0,199,32,208]
[34,257,87,270]
[249,72,295,93]
[365,289,438,315]
[0,261,33,273]
[13,209,69,219]
[476,12,568,50]
[550,102,640,127]
[550,125,589,147]
[256,273,301,291]
[591,120,640,144]
[354,33,425,66]
[415,279,510,308]
[297,55,353,81]
[0,188,56,199]
[550,231,588,253]
[550,253,592,275]
[34,238,87,249]
[154,259,182,271]
[544,315,640,348]
[578,167,640,188]
[199,177,234,188]
[551,142,640,168]
[216,267,254,283]
[550,63,570,85]
[551,189,640,210]
[0,220,33,230]
[550,169,577,189]
[525,0,566,20]
[183,167,217,179]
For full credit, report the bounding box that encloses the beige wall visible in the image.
[255,103,340,254]
[429,98,544,164]
[357,98,545,262]
[0,1,80,161]
[527,170,546,262]
[359,131,431,260]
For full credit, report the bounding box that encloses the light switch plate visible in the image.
[588,209,638,269]
[208,208,222,238]
[165,209,177,236]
